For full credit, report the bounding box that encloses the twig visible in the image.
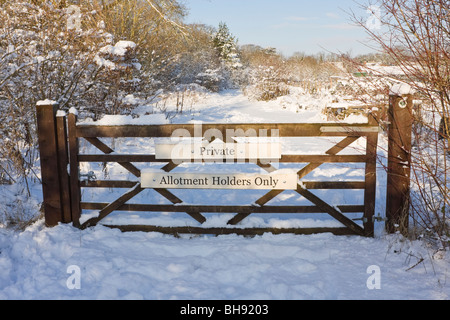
[405,252,425,272]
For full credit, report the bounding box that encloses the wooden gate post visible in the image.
[36,101,63,227]
[68,109,81,227]
[386,92,413,235]
[55,111,72,223]
[363,111,379,237]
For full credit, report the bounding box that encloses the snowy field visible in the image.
[0,89,449,301]
[0,223,448,300]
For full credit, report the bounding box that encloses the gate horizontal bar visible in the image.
[80,203,364,214]
[78,154,367,163]
[80,180,366,190]
[320,126,380,133]
[103,225,359,236]
[76,123,378,138]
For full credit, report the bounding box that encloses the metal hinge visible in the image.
[373,214,387,222]
[352,214,387,223]
[80,171,97,182]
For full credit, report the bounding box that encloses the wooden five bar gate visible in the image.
[36,93,413,237]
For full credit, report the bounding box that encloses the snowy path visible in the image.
[170,89,333,124]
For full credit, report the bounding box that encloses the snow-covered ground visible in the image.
[0,89,449,300]
[0,222,448,300]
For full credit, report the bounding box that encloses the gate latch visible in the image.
[352,214,386,223]
[80,171,97,182]
[373,214,387,222]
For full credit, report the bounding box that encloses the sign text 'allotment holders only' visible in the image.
[141,171,298,190]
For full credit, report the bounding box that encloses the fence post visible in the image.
[36,102,63,227]
[386,92,413,235]
[68,109,81,227]
[363,111,379,237]
[55,111,72,223]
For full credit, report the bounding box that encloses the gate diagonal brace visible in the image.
[295,186,365,236]
[84,137,141,177]
[83,138,207,225]
[159,160,207,224]
[227,136,360,226]
[81,182,144,229]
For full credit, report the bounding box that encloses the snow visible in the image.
[98,41,136,57]
[78,114,169,126]
[390,83,415,96]
[69,107,78,116]
[368,63,406,77]
[0,222,447,300]
[94,41,137,70]
[93,55,116,70]
[170,89,331,124]
[36,99,58,106]
[1,89,449,301]
[56,110,66,117]
[122,94,141,105]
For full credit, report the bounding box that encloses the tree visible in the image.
[213,22,242,69]
[92,0,193,89]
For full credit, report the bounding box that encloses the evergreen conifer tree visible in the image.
[213,22,242,69]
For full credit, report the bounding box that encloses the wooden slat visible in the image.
[282,155,366,163]
[252,189,283,209]
[80,203,365,214]
[77,123,378,138]
[253,136,360,209]
[83,137,141,178]
[256,159,278,173]
[161,161,180,172]
[183,212,207,224]
[80,186,206,227]
[81,180,138,188]
[295,186,365,236]
[363,131,379,236]
[296,137,360,180]
[154,188,183,204]
[68,112,81,226]
[159,160,207,224]
[80,183,144,229]
[77,154,367,163]
[229,136,362,226]
[103,225,358,236]
[36,103,63,227]
[303,181,366,189]
[154,161,206,224]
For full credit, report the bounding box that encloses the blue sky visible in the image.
[183,0,377,57]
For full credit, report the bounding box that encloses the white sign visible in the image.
[155,140,281,161]
[141,170,298,190]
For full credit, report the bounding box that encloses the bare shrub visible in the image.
[0,1,144,185]
[241,48,290,101]
[351,0,450,246]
